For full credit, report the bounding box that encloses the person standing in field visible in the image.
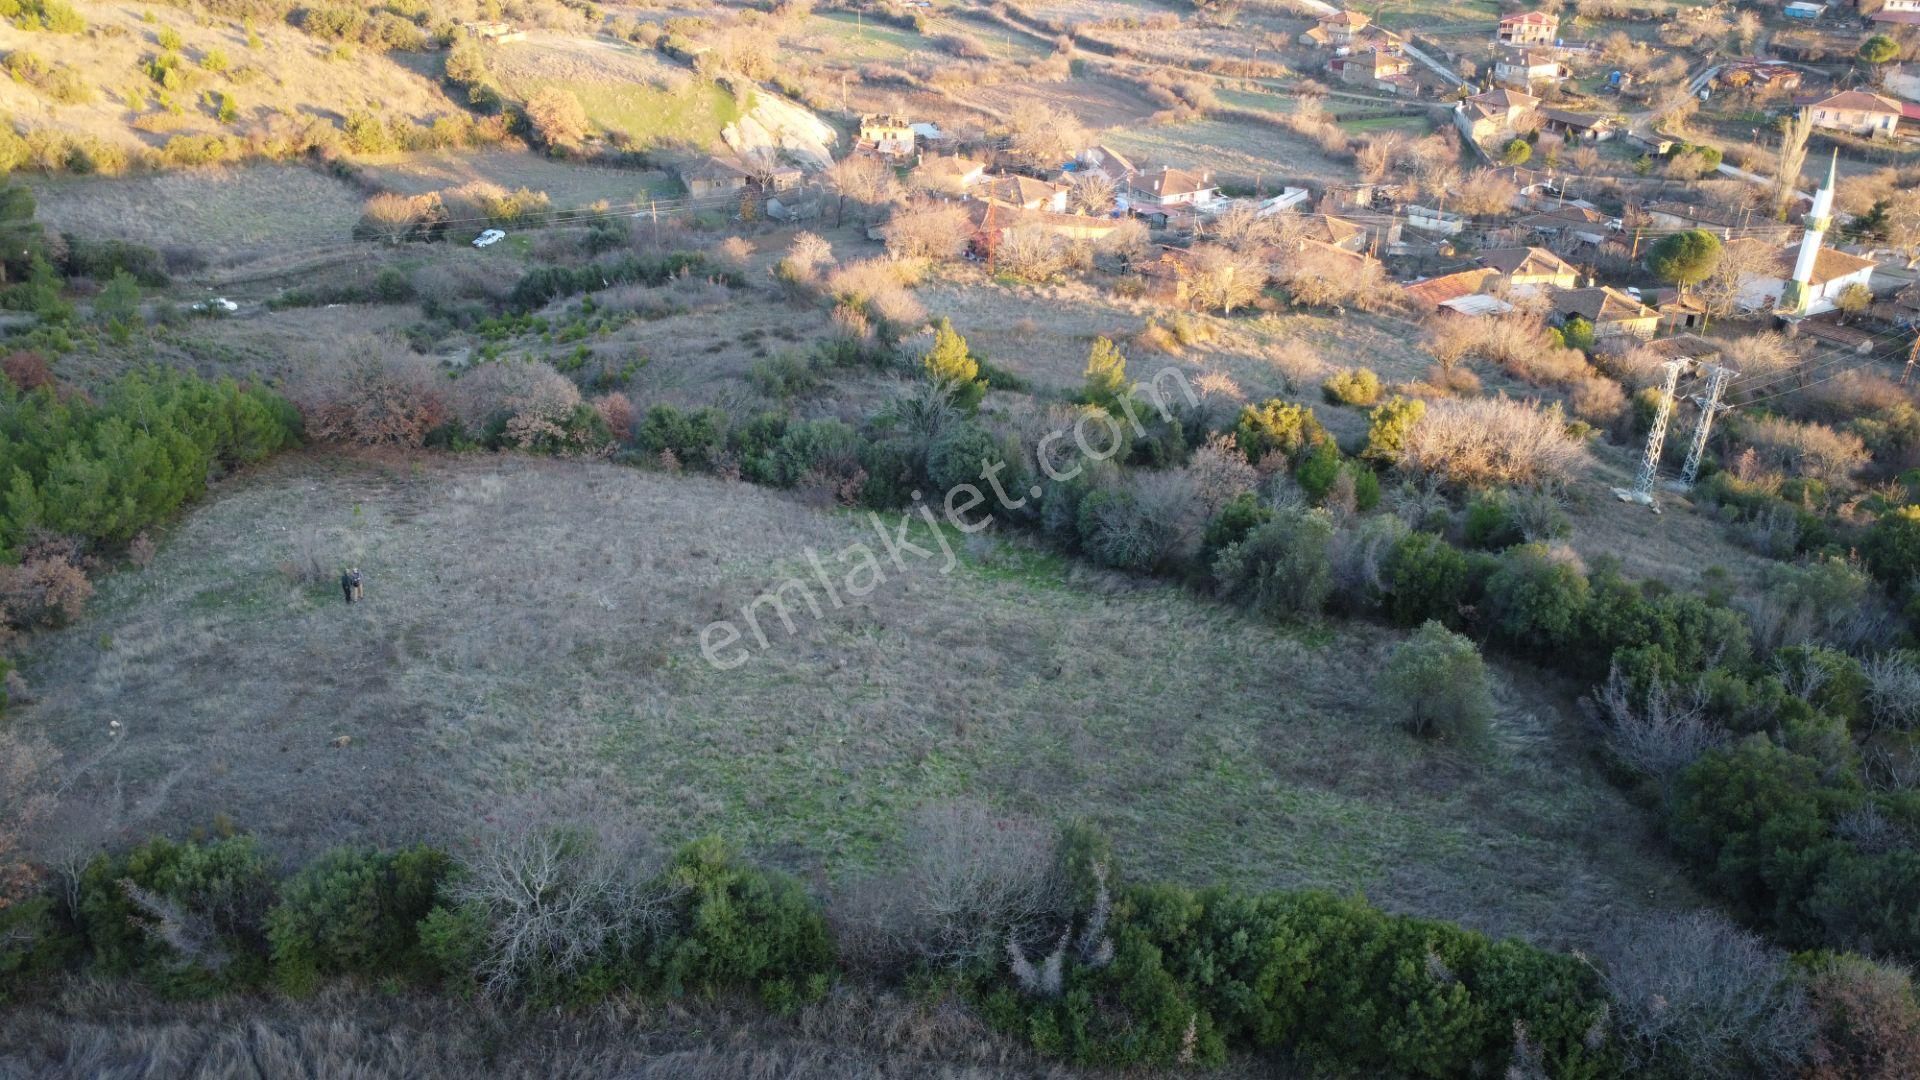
[341,567,363,604]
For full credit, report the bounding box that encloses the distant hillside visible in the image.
[0,1,484,170]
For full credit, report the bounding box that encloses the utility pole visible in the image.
[1679,363,1735,488]
[1903,331,1918,387]
[1624,358,1688,505]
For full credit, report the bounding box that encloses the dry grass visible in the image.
[17,452,1693,950]
[486,33,742,151]
[357,150,679,206]
[0,979,1109,1079]
[1102,118,1351,188]
[0,3,463,156]
[26,166,369,265]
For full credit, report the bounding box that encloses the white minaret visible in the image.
[1781,150,1838,317]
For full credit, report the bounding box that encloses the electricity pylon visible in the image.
[1622,358,1689,505]
[1679,364,1736,488]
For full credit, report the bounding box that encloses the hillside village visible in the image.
[3,0,1920,1076]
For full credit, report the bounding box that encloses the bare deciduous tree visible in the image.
[1398,396,1587,490]
[1183,244,1268,314]
[294,335,449,448]
[1774,109,1814,220]
[881,203,972,262]
[1586,664,1724,786]
[1002,101,1088,167]
[1599,910,1816,1079]
[445,815,676,997]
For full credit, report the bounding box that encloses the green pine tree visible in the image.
[922,318,985,411]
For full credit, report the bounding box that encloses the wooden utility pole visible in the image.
[1903,331,1919,386]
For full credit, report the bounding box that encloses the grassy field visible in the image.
[1103,118,1352,187]
[807,12,928,62]
[26,165,368,264]
[1339,114,1437,135]
[17,452,1693,950]
[357,149,681,203]
[488,34,743,151]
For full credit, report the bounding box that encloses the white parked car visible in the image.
[473,229,506,248]
[192,297,239,315]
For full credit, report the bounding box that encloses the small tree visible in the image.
[1382,620,1494,740]
[1363,395,1426,465]
[1834,281,1872,322]
[1859,33,1899,69]
[525,87,588,149]
[1647,228,1722,293]
[923,318,985,411]
[1502,138,1532,166]
[1081,336,1128,413]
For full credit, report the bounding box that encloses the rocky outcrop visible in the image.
[722,90,838,171]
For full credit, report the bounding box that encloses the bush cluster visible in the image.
[1,832,831,1010]
[0,368,299,558]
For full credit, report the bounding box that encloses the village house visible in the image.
[1516,205,1617,255]
[1402,267,1506,316]
[1076,145,1137,188]
[1870,0,1920,26]
[1303,9,1370,48]
[1872,281,1920,328]
[1476,246,1581,290]
[980,174,1071,213]
[1288,213,1372,253]
[1330,48,1417,95]
[1494,49,1569,90]
[1719,236,1877,316]
[1548,286,1660,340]
[679,155,754,199]
[1649,288,1709,333]
[856,114,917,157]
[912,153,988,196]
[1715,59,1803,95]
[966,202,1126,261]
[1129,166,1222,212]
[1540,108,1618,141]
[1454,87,1541,144]
[1802,90,1903,138]
[1497,10,1559,47]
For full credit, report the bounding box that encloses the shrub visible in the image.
[1213,508,1334,618]
[1076,472,1200,573]
[922,318,986,411]
[1665,738,1852,935]
[1382,620,1494,740]
[1363,395,1424,464]
[1200,491,1273,575]
[1398,396,1585,490]
[525,87,588,148]
[1481,543,1589,654]
[1463,489,1570,549]
[649,837,833,1009]
[637,404,726,468]
[1232,399,1328,467]
[1384,530,1472,628]
[267,845,452,995]
[75,836,275,997]
[1321,367,1381,407]
[1739,417,1870,487]
[1799,951,1920,1080]
[1864,505,1920,597]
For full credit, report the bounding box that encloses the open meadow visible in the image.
[16,451,1693,952]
